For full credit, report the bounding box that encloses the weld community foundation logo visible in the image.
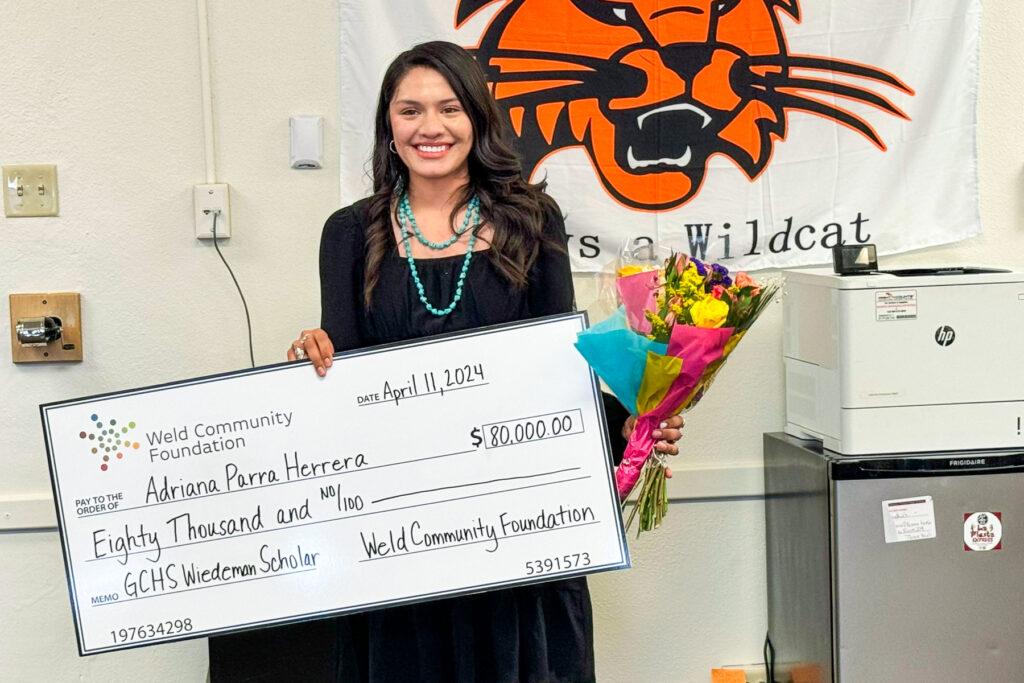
[78,413,140,471]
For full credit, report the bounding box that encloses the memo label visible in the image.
[882,496,936,544]
[964,511,1002,551]
[875,289,918,321]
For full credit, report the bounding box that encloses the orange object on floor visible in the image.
[791,663,824,683]
[710,669,747,683]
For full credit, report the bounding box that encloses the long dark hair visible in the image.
[364,40,561,308]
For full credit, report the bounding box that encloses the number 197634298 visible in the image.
[110,618,193,644]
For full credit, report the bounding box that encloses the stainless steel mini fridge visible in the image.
[764,433,1024,682]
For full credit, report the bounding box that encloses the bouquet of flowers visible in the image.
[575,252,777,534]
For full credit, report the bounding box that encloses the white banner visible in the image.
[42,314,627,655]
[339,0,981,272]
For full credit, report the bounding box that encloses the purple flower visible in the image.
[692,259,707,276]
[710,263,733,287]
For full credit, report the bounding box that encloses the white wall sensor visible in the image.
[290,116,324,169]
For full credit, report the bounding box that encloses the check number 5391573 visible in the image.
[524,552,591,576]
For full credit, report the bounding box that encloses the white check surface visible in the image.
[42,313,628,654]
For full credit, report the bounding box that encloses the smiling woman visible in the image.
[205,41,679,683]
[388,67,475,185]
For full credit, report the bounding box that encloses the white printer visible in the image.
[783,266,1024,454]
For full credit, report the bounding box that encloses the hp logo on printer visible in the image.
[934,325,956,346]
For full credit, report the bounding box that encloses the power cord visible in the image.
[206,209,255,368]
[763,632,776,683]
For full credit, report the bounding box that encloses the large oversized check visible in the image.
[41,313,629,655]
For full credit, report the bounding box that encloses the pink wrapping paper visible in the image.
[616,270,659,335]
[615,324,734,499]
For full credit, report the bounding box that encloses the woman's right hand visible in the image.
[287,328,335,377]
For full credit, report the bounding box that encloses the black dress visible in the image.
[209,197,627,682]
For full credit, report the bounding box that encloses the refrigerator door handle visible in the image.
[855,463,1024,477]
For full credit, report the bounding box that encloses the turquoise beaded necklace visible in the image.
[396,194,481,317]
[399,192,479,249]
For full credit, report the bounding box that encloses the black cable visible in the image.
[763,631,776,683]
[210,211,255,368]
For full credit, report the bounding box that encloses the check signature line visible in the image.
[371,467,582,504]
[92,567,317,608]
[357,382,489,407]
[84,476,593,564]
[357,520,601,562]
[75,447,478,520]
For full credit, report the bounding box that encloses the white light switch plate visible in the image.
[3,164,59,217]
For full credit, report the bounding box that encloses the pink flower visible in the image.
[734,272,760,295]
[711,284,727,299]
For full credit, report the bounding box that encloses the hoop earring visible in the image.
[388,140,397,154]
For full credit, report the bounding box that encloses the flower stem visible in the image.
[623,455,670,535]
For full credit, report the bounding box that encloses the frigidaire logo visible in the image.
[949,458,985,467]
[935,325,956,346]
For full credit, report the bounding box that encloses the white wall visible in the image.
[1,2,1021,681]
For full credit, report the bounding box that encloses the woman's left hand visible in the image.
[622,414,685,478]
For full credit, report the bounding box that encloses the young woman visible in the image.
[209,41,682,682]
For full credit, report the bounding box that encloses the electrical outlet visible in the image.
[194,183,231,239]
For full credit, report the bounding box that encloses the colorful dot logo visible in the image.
[78,414,139,472]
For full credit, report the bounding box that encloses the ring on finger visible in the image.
[293,343,307,360]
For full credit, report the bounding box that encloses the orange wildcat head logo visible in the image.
[457,0,913,211]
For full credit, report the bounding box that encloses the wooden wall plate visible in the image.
[9,293,83,363]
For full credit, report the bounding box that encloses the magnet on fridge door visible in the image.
[964,511,1002,551]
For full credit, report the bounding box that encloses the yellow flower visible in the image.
[645,311,670,342]
[683,266,704,288]
[690,296,730,328]
[618,264,645,277]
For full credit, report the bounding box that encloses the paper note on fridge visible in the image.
[882,496,937,543]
